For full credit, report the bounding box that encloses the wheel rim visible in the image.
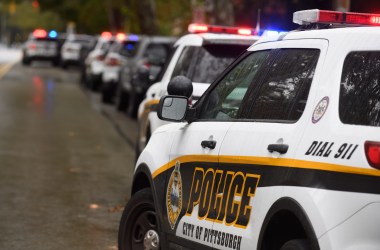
[130,209,159,250]
[144,229,159,250]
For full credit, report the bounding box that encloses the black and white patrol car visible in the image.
[119,10,380,250]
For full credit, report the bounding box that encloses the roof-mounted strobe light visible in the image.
[101,31,113,39]
[293,9,380,26]
[33,29,47,38]
[188,23,254,36]
[128,34,139,41]
[116,32,127,41]
[48,30,58,39]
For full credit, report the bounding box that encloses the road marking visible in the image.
[0,61,18,80]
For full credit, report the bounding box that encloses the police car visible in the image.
[22,29,60,66]
[119,10,380,250]
[60,34,95,69]
[136,24,259,156]
[101,33,140,103]
[84,32,115,90]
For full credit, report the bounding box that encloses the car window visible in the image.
[172,44,248,83]
[246,49,319,122]
[199,50,270,120]
[120,41,139,57]
[143,43,170,64]
[340,51,380,126]
[199,48,320,121]
[171,46,194,79]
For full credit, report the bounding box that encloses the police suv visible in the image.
[119,10,380,250]
[22,29,60,66]
[136,24,259,156]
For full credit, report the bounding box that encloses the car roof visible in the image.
[174,33,259,47]
[255,26,380,46]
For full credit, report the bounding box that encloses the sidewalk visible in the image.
[0,44,21,65]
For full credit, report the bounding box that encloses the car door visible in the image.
[215,39,327,250]
[164,121,230,249]
[164,48,272,249]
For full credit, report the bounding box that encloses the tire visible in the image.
[22,57,31,66]
[116,90,129,112]
[118,188,160,250]
[101,87,113,104]
[61,62,68,69]
[52,58,60,67]
[280,239,310,250]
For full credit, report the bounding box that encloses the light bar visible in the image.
[48,30,58,38]
[33,29,47,38]
[128,34,139,41]
[116,32,126,41]
[188,23,254,36]
[101,31,113,39]
[293,9,380,26]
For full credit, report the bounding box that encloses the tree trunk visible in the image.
[136,0,157,35]
[210,0,234,26]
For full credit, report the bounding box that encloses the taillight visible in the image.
[365,141,380,170]
[105,57,120,66]
[28,43,37,50]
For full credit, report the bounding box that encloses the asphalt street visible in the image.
[0,60,138,249]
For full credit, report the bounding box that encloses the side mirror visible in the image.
[167,76,193,98]
[158,95,188,122]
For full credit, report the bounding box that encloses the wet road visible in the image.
[0,62,138,249]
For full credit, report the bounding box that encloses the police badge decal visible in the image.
[166,161,183,230]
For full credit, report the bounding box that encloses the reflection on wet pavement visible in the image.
[0,63,135,249]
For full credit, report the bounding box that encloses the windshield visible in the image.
[172,44,249,83]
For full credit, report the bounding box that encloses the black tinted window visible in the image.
[200,50,270,120]
[144,43,171,65]
[171,46,195,79]
[247,49,319,121]
[172,44,248,83]
[199,48,320,121]
[340,51,380,126]
[121,41,139,57]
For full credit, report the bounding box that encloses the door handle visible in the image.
[201,140,217,149]
[267,144,289,154]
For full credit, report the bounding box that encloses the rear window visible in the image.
[172,44,248,83]
[121,41,139,57]
[340,51,380,126]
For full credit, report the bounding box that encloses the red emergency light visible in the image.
[33,29,47,38]
[188,23,254,36]
[293,9,380,27]
[101,31,113,39]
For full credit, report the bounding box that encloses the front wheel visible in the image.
[280,239,311,250]
[118,188,160,250]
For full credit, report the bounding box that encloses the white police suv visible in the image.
[136,24,259,156]
[119,10,380,250]
[22,29,60,66]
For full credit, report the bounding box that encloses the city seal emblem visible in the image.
[166,161,183,230]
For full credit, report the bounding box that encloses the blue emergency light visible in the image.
[48,30,58,38]
[129,34,139,41]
